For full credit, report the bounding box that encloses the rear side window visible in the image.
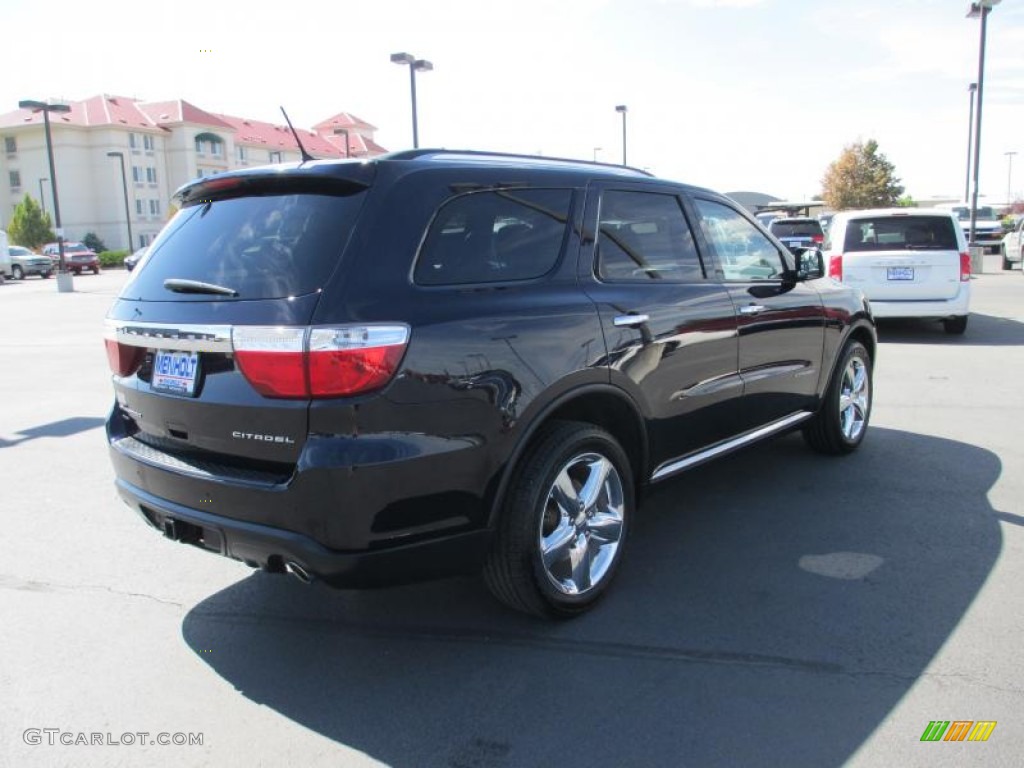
[770,220,823,238]
[842,216,959,251]
[415,189,571,285]
[596,190,704,282]
[123,192,365,300]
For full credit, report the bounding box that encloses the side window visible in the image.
[415,189,571,285]
[694,198,787,281]
[596,190,704,282]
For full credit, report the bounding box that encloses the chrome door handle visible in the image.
[613,314,650,327]
[738,304,767,316]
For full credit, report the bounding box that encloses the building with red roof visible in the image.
[0,95,387,251]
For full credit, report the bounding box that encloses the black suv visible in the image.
[105,150,876,617]
[768,217,826,254]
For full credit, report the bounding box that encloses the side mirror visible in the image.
[791,247,825,280]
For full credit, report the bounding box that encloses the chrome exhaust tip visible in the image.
[284,561,313,584]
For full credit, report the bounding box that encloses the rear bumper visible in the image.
[868,283,971,319]
[116,478,492,587]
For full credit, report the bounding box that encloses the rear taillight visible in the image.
[233,325,409,399]
[812,234,824,245]
[960,252,971,282]
[828,254,843,281]
[104,338,145,377]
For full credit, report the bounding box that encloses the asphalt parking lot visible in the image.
[2,262,1023,768]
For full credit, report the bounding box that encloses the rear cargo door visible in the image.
[105,174,370,470]
[841,214,962,301]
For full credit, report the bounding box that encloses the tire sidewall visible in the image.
[827,342,872,450]
[524,428,634,612]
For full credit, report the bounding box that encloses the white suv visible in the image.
[824,208,970,335]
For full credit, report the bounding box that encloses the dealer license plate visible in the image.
[152,350,200,397]
[887,267,914,281]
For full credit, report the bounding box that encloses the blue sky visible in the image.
[4,0,1023,202]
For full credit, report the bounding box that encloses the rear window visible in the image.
[842,215,959,252]
[770,220,823,238]
[415,189,572,285]
[122,191,365,300]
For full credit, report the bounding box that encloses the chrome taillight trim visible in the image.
[104,320,234,353]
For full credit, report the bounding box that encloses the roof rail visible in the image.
[382,148,654,176]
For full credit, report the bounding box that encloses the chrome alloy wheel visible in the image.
[838,356,870,442]
[538,452,625,596]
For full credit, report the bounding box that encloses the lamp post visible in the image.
[38,177,48,215]
[390,52,433,148]
[19,99,72,292]
[615,105,628,166]
[964,82,977,203]
[106,152,134,252]
[965,0,1001,273]
[1005,151,1017,204]
[333,127,351,158]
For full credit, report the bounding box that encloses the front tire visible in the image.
[804,340,872,455]
[11,265,24,280]
[1002,246,1012,271]
[484,421,633,618]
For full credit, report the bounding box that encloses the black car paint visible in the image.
[106,152,874,587]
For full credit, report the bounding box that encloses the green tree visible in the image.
[82,232,107,253]
[7,195,56,249]
[821,139,905,211]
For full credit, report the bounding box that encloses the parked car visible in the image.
[1000,216,1024,271]
[938,203,1004,255]
[8,245,53,279]
[769,217,825,253]
[824,208,970,334]
[104,150,876,617]
[0,230,11,283]
[41,242,101,274]
[124,247,148,272]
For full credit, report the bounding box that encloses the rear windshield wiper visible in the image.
[163,278,239,297]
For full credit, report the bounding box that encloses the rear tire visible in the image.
[943,315,968,335]
[1003,248,1012,270]
[803,340,872,455]
[12,265,24,280]
[484,421,633,618]
[42,271,52,279]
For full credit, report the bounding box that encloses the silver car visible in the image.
[8,246,53,279]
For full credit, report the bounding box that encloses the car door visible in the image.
[687,195,826,429]
[578,183,741,469]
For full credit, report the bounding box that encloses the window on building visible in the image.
[136,199,143,215]
[3,136,15,154]
[140,234,150,248]
[132,166,141,183]
[149,199,160,215]
[211,141,223,157]
[236,146,247,163]
[129,133,138,149]
[146,167,157,184]
[143,135,154,151]
[195,138,205,154]
[269,151,282,163]
[9,170,21,189]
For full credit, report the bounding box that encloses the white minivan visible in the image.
[823,208,970,335]
[0,230,13,283]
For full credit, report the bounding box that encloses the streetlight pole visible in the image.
[19,99,72,292]
[1005,151,1017,204]
[964,82,977,203]
[966,0,1001,271]
[390,52,433,148]
[106,152,134,252]
[615,105,628,166]
[38,177,48,215]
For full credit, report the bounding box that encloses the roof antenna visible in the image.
[280,106,315,163]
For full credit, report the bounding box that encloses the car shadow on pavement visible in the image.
[181,427,1002,767]
[0,416,106,448]
[877,312,1024,346]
